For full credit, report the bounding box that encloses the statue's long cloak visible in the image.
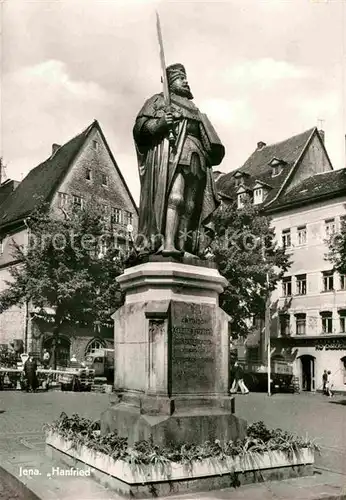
[133,93,225,251]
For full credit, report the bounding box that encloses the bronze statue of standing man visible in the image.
[133,62,225,258]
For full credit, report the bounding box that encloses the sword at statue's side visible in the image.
[156,11,176,147]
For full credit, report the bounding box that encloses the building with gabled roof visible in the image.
[0,120,137,230]
[0,120,138,365]
[217,127,332,208]
[217,127,346,393]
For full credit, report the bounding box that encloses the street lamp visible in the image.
[262,243,271,397]
[265,275,271,397]
[256,236,271,397]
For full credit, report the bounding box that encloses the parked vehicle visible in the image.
[58,366,95,391]
[243,360,294,393]
[85,349,114,384]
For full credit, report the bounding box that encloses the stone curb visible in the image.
[0,462,41,500]
[1,449,346,500]
[0,452,118,500]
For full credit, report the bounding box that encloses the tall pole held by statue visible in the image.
[156,12,175,146]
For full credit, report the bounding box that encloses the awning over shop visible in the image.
[272,335,346,351]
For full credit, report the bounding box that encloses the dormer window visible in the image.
[254,188,263,204]
[237,192,247,209]
[237,185,250,209]
[268,157,286,177]
[234,171,244,187]
[253,181,270,205]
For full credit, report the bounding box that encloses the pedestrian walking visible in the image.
[230,361,249,394]
[42,349,50,368]
[24,353,38,393]
[322,369,328,395]
[325,370,333,397]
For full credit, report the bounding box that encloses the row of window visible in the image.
[280,311,346,336]
[282,226,307,247]
[58,192,133,226]
[282,271,345,297]
[281,216,345,248]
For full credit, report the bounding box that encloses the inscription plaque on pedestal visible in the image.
[171,301,216,394]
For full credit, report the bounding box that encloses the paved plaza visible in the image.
[0,391,108,463]
[0,391,345,469]
[0,390,345,498]
[236,391,346,474]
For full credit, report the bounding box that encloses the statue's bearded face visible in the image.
[170,75,194,100]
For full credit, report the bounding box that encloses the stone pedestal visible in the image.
[101,256,247,445]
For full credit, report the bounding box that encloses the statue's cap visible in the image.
[166,63,186,84]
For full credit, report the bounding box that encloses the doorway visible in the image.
[42,336,70,367]
[299,355,316,391]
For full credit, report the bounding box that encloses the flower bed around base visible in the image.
[44,414,318,486]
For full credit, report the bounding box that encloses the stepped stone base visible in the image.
[102,257,247,446]
[101,395,246,446]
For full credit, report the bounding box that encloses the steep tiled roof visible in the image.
[217,127,316,206]
[0,122,94,228]
[0,180,19,207]
[0,120,138,229]
[267,168,346,211]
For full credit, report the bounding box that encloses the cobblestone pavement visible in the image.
[0,391,109,455]
[0,390,345,473]
[0,480,20,500]
[235,391,346,474]
[0,390,346,499]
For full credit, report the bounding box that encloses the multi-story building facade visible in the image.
[267,177,346,393]
[0,120,138,364]
[217,126,346,392]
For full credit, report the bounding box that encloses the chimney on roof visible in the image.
[318,130,325,143]
[52,143,61,155]
[257,141,266,150]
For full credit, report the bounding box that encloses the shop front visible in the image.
[272,336,346,393]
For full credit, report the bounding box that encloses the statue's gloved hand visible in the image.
[146,110,183,136]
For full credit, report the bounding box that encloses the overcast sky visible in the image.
[2,0,346,203]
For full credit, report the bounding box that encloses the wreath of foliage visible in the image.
[45,413,319,466]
